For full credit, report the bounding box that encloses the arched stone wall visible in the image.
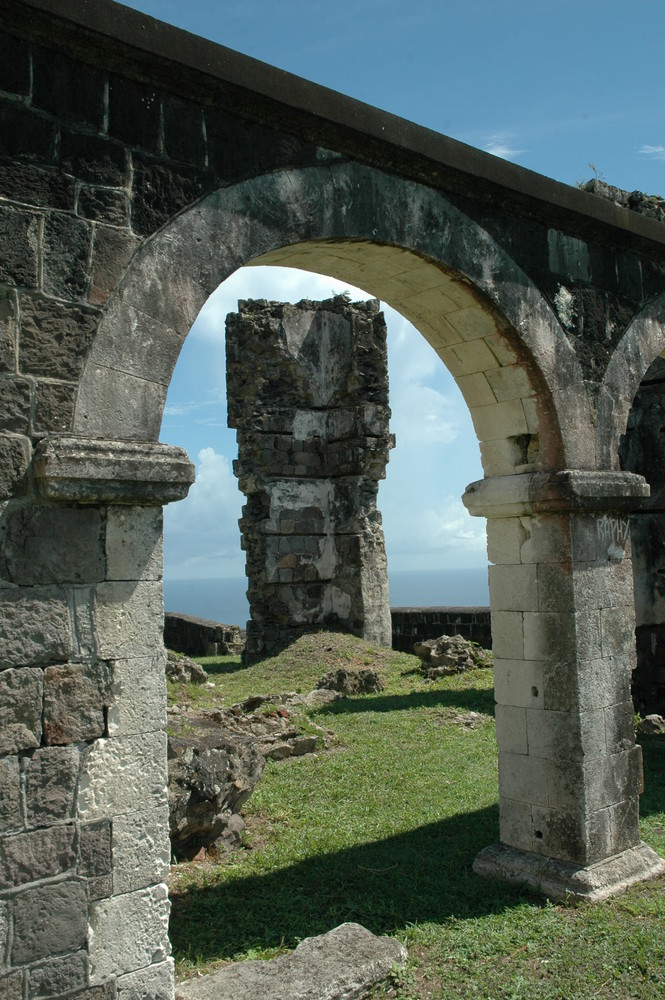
[74,163,578,473]
[2,3,665,993]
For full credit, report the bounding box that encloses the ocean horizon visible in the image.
[163,567,489,627]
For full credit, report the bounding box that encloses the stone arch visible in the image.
[74,162,587,477]
[598,293,665,469]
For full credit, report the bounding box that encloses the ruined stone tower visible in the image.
[225,297,394,658]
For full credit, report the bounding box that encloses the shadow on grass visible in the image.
[169,804,539,965]
[313,685,496,718]
[639,735,665,817]
[203,659,248,677]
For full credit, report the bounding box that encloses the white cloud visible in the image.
[482,132,526,161]
[164,446,245,579]
[639,144,665,161]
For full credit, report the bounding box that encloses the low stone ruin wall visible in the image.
[164,613,246,658]
[164,607,493,656]
[391,607,492,653]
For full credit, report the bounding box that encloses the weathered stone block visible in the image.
[34,380,77,434]
[0,205,39,287]
[112,806,171,893]
[0,377,31,434]
[0,30,30,95]
[42,212,92,300]
[43,662,110,745]
[2,504,104,585]
[117,958,174,1000]
[23,747,79,826]
[0,756,21,834]
[0,897,8,965]
[0,971,22,999]
[494,704,528,755]
[163,95,207,166]
[78,731,168,821]
[78,185,129,226]
[12,879,88,964]
[78,820,112,879]
[89,882,170,981]
[0,99,56,163]
[32,46,105,128]
[493,658,543,709]
[60,129,127,186]
[131,157,206,237]
[107,654,166,737]
[105,506,163,581]
[19,294,100,379]
[0,158,76,211]
[0,288,17,373]
[489,611,524,659]
[498,751,548,807]
[89,226,141,305]
[107,75,161,152]
[0,433,30,500]
[0,824,76,890]
[488,563,538,612]
[27,950,88,998]
[0,667,43,753]
[94,581,164,659]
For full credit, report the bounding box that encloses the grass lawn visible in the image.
[166,631,665,999]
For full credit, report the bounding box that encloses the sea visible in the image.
[163,567,489,626]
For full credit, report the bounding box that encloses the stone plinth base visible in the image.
[474,842,665,902]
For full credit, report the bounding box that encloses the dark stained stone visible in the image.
[43,661,110,745]
[19,294,99,379]
[42,212,92,300]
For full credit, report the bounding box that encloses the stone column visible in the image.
[463,470,665,900]
[226,297,394,659]
[0,436,193,1000]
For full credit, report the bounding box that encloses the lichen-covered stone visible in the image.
[112,805,171,893]
[23,747,79,826]
[107,654,167,737]
[78,731,168,821]
[12,878,88,963]
[43,662,110,744]
[0,667,43,753]
[105,505,163,581]
[89,882,171,981]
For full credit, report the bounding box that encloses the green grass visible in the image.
[167,631,665,998]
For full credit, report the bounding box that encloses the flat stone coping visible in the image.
[474,842,665,902]
[175,923,407,1000]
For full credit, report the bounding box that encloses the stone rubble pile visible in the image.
[166,649,209,684]
[167,693,335,857]
[315,667,384,694]
[414,633,493,678]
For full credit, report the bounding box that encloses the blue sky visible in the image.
[119,0,665,591]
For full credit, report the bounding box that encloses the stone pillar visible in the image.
[226,297,394,659]
[463,470,665,900]
[0,436,193,999]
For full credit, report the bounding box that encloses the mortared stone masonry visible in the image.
[1,1,665,996]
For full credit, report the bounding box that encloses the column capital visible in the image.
[463,469,649,518]
[33,436,194,505]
